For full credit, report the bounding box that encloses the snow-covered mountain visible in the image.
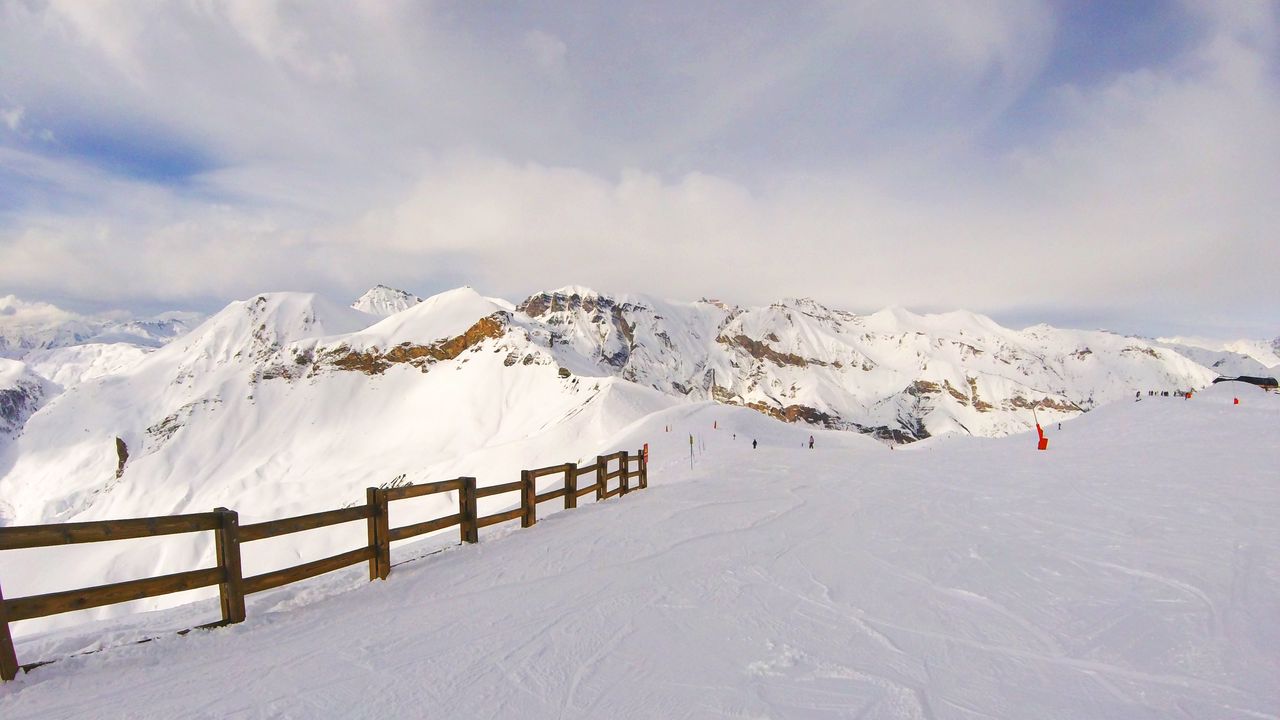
[1157,334,1280,372]
[350,284,424,317]
[517,288,1218,442]
[0,295,202,360]
[0,283,1266,633]
[1149,339,1275,377]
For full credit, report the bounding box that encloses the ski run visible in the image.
[2,382,1277,719]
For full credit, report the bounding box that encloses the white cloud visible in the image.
[0,2,1275,336]
[0,294,80,326]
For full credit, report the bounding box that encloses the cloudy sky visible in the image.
[1,1,1276,337]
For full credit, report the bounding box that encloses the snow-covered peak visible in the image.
[863,305,923,330]
[351,285,424,317]
[518,287,606,318]
[549,284,602,298]
[0,356,31,387]
[771,297,844,321]
[343,287,508,350]
[162,293,374,367]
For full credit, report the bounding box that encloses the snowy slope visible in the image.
[2,384,1276,719]
[22,344,152,390]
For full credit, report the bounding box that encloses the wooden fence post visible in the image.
[564,463,577,510]
[0,579,17,682]
[596,455,607,501]
[366,487,383,581]
[620,453,631,496]
[214,507,246,625]
[521,470,536,528]
[639,447,648,489]
[459,477,478,544]
[375,489,391,580]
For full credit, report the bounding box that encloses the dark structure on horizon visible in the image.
[1211,375,1279,391]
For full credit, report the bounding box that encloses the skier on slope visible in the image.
[808,435,814,450]
[752,439,758,450]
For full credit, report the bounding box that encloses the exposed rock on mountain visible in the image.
[0,359,48,445]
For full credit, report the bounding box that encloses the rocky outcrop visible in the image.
[320,313,509,375]
[720,334,813,368]
[0,363,47,441]
[115,437,129,479]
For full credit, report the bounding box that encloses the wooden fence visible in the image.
[0,448,648,681]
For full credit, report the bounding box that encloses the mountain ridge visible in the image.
[0,283,1269,633]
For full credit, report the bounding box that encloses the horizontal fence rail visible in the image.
[0,446,649,681]
[0,513,222,550]
[5,567,226,623]
[239,506,372,543]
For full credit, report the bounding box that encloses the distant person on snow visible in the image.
[752,439,758,450]
[808,435,814,450]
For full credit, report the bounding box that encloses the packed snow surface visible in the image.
[2,384,1276,719]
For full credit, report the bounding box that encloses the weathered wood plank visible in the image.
[374,489,390,580]
[528,463,572,479]
[387,513,462,542]
[459,477,478,544]
[535,488,567,504]
[5,567,225,622]
[384,478,464,502]
[596,454,607,501]
[575,483,600,498]
[240,505,372,543]
[574,463,599,478]
[476,507,522,528]
[242,547,375,595]
[475,481,522,498]
[564,463,577,510]
[214,508,246,625]
[0,580,17,681]
[521,470,536,528]
[0,513,221,550]
[366,488,381,581]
